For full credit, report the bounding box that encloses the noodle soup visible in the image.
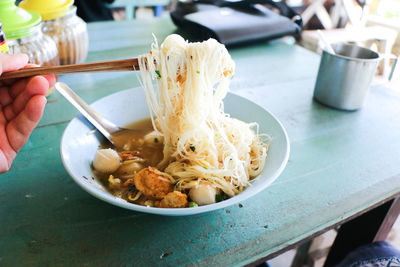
[92,117,269,209]
[91,34,270,208]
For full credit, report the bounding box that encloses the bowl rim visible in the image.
[60,88,290,216]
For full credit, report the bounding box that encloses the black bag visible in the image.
[170,0,303,46]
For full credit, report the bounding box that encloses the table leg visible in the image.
[323,197,400,267]
[291,240,313,267]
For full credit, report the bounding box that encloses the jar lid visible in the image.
[0,0,41,40]
[19,0,74,21]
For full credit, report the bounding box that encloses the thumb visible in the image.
[0,53,29,74]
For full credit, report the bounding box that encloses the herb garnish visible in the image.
[189,202,198,207]
[155,70,161,79]
[190,145,195,152]
[154,137,159,143]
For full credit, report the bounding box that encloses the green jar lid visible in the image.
[0,0,41,40]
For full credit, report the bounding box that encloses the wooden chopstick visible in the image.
[0,58,139,80]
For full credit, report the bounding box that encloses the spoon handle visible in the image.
[317,30,335,54]
[55,82,119,142]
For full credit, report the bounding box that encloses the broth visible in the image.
[93,118,166,206]
[109,119,164,167]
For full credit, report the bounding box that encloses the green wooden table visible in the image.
[2,18,400,266]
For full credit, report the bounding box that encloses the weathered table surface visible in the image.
[2,17,400,266]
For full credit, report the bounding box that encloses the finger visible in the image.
[23,95,47,122]
[6,95,46,152]
[0,61,39,88]
[9,79,28,98]
[42,74,57,88]
[0,86,12,106]
[3,105,16,121]
[23,64,40,68]
[0,54,29,73]
[11,76,49,116]
[0,118,17,173]
[0,150,14,174]
[0,105,7,124]
[0,78,18,87]
[10,74,55,98]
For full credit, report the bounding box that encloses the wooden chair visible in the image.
[300,0,398,77]
[109,0,170,20]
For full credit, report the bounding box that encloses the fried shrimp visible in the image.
[118,151,142,161]
[133,167,173,199]
[159,191,188,208]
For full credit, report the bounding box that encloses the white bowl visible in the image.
[60,88,290,216]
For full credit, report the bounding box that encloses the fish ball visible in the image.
[144,131,164,145]
[117,161,143,176]
[189,183,217,206]
[161,34,187,52]
[93,148,121,173]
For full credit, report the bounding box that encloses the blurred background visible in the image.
[105,0,400,86]
[7,0,400,86]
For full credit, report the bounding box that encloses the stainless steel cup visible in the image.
[313,43,380,111]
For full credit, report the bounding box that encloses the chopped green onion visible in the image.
[155,70,161,79]
[196,70,200,74]
[154,138,159,143]
[190,145,195,152]
[189,202,198,207]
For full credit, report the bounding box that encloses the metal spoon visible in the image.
[317,30,335,55]
[55,82,143,148]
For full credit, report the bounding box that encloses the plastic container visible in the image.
[0,0,59,66]
[20,0,89,65]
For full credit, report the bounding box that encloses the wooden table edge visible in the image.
[243,188,400,266]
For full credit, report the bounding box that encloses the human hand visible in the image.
[0,54,56,173]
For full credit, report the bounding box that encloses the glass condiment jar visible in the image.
[0,0,59,66]
[19,0,89,65]
[41,6,89,65]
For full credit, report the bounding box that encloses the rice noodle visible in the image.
[138,34,270,197]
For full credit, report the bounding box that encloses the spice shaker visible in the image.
[20,0,89,65]
[0,0,59,66]
[0,22,9,53]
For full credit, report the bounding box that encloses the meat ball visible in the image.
[144,131,164,146]
[133,167,173,199]
[93,148,121,173]
[117,161,143,176]
[159,191,188,208]
[189,183,217,206]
